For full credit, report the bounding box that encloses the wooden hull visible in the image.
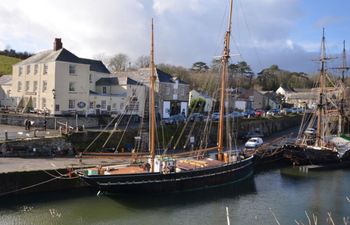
[282,144,340,165]
[80,156,254,193]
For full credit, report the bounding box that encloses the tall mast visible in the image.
[316,28,326,147]
[218,0,233,158]
[149,18,156,172]
[338,40,349,135]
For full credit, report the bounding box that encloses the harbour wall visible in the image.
[0,137,73,157]
[0,113,101,129]
[69,115,302,152]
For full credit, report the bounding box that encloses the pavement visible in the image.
[0,157,131,173]
[0,124,59,141]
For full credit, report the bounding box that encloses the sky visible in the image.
[0,0,349,74]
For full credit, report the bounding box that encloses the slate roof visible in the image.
[0,75,12,85]
[96,77,119,86]
[156,69,188,84]
[118,68,188,85]
[15,48,110,74]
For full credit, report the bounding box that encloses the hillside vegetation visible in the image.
[0,55,21,76]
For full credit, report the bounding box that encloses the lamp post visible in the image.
[52,89,56,99]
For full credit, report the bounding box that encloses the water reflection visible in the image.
[0,168,349,225]
[107,177,257,209]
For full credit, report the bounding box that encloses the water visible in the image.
[0,167,349,225]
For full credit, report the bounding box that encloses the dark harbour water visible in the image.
[0,167,349,225]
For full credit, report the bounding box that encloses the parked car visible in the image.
[242,110,256,118]
[162,114,186,125]
[281,108,293,114]
[255,109,265,117]
[266,108,280,116]
[187,113,204,122]
[228,111,244,118]
[211,112,220,121]
[245,137,264,148]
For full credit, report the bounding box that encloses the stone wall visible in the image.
[1,137,73,157]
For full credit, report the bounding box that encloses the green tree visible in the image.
[191,61,209,72]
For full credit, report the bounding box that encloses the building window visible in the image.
[26,65,31,74]
[18,67,23,76]
[102,86,107,94]
[166,86,170,95]
[180,87,185,96]
[69,82,76,92]
[42,98,46,108]
[43,64,48,75]
[34,64,38,75]
[112,103,117,109]
[55,104,60,111]
[17,81,22,92]
[25,81,30,91]
[89,101,94,109]
[42,81,47,92]
[120,103,124,110]
[69,100,75,109]
[33,81,38,92]
[69,65,76,75]
[89,74,92,83]
[101,100,106,109]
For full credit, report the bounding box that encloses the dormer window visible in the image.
[69,65,76,75]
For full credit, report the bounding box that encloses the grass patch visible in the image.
[0,55,21,75]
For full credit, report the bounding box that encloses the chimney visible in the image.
[53,38,62,51]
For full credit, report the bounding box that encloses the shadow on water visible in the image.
[0,178,257,214]
[105,177,257,209]
[0,187,96,211]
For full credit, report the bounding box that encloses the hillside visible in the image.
[0,55,21,76]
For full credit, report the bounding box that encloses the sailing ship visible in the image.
[282,29,350,166]
[78,0,254,193]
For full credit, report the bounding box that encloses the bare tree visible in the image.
[135,55,150,68]
[93,53,109,67]
[108,53,130,73]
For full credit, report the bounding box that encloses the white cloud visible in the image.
[0,0,324,73]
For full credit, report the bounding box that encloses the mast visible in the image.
[316,28,326,147]
[149,18,156,172]
[338,40,349,135]
[218,0,233,158]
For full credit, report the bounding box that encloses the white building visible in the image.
[10,38,118,116]
[189,90,215,113]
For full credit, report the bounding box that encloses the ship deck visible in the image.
[87,158,227,175]
[176,159,225,171]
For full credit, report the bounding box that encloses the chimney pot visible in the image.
[53,38,62,51]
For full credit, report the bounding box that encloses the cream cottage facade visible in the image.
[10,39,146,116]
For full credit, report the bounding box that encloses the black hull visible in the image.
[282,144,340,165]
[80,157,254,193]
[253,148,286,167]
